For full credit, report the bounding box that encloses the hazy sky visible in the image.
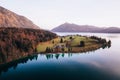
[0,0,120,29]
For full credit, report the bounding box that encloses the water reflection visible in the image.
[102,44,111,49]
[0,53,73,76]
[0,55,38,75]
[45,53,73,60]
[0,43,112,80]
[0,43,112,75]
[0,48,110,76]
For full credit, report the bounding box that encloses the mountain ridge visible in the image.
[51,23,120,33]
[0,6,39,29]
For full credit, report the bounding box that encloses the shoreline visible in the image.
[37,35,111,53]
[0,35,111,65]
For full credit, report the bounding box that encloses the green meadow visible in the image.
[37,35,103,53]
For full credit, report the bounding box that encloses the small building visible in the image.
[53,44,66,52]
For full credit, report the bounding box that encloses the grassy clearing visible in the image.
[37,38,59,52]
[37,35,102,53]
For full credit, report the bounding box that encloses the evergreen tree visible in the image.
[79,41,85,47]
[60,38,63,43]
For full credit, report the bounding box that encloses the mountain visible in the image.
[51,23,120,33]
[100,27,120,33]
[0,6,58,64]
[0,6,39,29]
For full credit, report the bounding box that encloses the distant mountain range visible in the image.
[0,6,39,29]
[51,23,120,33]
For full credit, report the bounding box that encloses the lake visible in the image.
[0,32,120,80]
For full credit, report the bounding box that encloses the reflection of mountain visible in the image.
[0,55,38,75]
[51,23,120,33]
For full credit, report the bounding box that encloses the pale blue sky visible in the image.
[0,0,120,29]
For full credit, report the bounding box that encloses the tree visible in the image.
[60,38,63,43]
[46,47,51,52]
[52,40,54,44]
[69,36,72,40]
[79,41,85,47]
[61,48,65,52]
[108,40,111,45]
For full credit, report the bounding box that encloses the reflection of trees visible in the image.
[62,53,64,57]
[46,54,53,59]
[108,44,111,48]
[45,40,112,60]
[68,53,72,57]
[55,54,60,59]
[45,53,73,59]
[46,54,60,59]
[0,55,38,75]
[102,44,107,49]
[102,42,111,49]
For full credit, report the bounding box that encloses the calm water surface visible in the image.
[0,32,120,80]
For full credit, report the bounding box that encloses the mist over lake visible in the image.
[0,32,120,80]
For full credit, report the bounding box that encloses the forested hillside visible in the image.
[0,27,57,64]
